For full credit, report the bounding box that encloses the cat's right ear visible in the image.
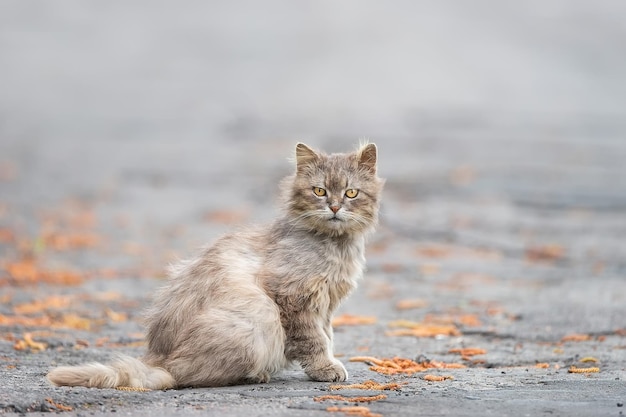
[295,143,318,171]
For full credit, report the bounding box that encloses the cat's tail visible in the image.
[47,355,176,390]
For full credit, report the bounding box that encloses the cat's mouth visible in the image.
[328,216,342,223]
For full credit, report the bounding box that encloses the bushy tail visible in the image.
[47,355,176,390]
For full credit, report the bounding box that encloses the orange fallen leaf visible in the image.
[423,374,454,382]
[330,380,406,391]
[5,260,39,282]
[326,406,382,417]
[74,339,89,349]
[4,259,83,286]
[395,299,428,310]
[456,314,482,327]
[350,356,465,376]
[57,313,91,330]
[45,398,73,412]
[13,333,47,352]
[535,363,550,369]
[95,337,110,347]
[568,366,600,373]
[315,394,387,403]
[13,296,72,315]
[203,209,249,224]
[0,314,52,327]
[561,334,592,343]
[526,244,565,262]
[105,309,128,323]
[115,386,152,392]
[0,228,15,243]
[448,348,487,357]
[43,232,100,250]
[332,314,377,327]
[416,246,451,258]
[387,320,461,338]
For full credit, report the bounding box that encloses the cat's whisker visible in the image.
[283,210,325,236]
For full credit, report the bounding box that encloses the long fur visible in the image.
[47,355,175,389]
[47,143,384,389]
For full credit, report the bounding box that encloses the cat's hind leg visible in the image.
[162,290,286,387]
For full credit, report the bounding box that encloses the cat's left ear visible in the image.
[357,143,377,174]
[295,143,318,171]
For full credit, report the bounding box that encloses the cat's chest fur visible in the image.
[265,229,365,315]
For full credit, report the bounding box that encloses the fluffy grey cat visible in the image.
[47,142,383,389]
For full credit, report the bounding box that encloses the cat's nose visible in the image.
[329,205,340,214]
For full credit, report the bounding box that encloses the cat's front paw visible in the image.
[305,359,348,382]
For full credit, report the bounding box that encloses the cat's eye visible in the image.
[313,187,327,197]
[345,189,359,198]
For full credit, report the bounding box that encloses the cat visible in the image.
[47,142,384,389]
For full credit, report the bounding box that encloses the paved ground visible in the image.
[1,2,625,416]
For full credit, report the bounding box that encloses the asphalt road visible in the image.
[1,2,625,416]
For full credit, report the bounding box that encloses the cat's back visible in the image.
[171,225,268,288]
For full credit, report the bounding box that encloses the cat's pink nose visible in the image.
[330,205,340,213]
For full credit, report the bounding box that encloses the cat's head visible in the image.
[284,142,384,237]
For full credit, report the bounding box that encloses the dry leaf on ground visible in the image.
[45,398,73,412]
[387,320,461,338]
[448,348,487,357]
[568,366,600,373]
[326,405,382,417]
[350,356,465,376]
[395,299,428,310]
[13,333,47,352]
[526,244,565,262]
[423,374,454,382]
[13,296,72,314]
[330,380,406,391]
[561,334,592,343]
[315,394,387,403]
[332,314,377,327]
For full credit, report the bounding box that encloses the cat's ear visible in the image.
[295,143,318,171]
[357,143,377,174]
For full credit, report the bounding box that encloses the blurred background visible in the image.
[1,1,625,278]
[1,4,626,412]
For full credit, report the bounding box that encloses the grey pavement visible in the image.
[1,2,625,416]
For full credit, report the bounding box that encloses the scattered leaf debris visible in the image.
[568,366,600,374]
[350,356,465,376]
[387,320,461,338]
[13,333,47,352]
[315,394,387,403]
[448,348,487,360]
[326,405,381,417]
[423,374,454,382]
[395,299,428,310]
[329,380,406,391]
[526,244,565,262]
[332,314,377,327]
[561,334,592,343]
[115,386,152,392]
[45,398,73,412]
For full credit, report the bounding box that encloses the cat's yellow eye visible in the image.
[313,187,327,197]
[345,189,359,198]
